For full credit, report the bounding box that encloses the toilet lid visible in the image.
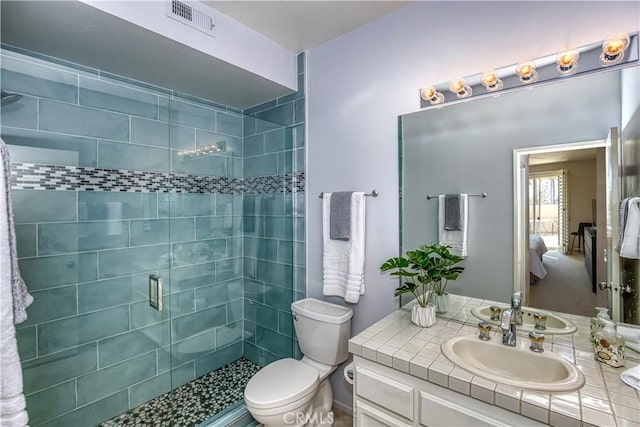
[244,358,319,409]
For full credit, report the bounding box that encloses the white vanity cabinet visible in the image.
[352,356,547,427]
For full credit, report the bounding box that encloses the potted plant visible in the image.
[380,243,465,327]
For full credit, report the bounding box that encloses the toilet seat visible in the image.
[244,358,319,410]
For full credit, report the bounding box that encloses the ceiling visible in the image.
[205,1,412,52]
[0,1,411,109]
[529,148,599,166]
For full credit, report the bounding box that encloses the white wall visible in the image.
[306,1,640,408]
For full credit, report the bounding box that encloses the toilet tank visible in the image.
[291,298,353,366]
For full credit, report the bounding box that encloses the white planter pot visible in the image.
[433,293,450,314]
[411,304,436,328]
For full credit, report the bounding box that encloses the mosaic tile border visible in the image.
[10,163,305,195]
[101,358,261,427]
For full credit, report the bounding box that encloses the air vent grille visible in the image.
[167,0,215,37]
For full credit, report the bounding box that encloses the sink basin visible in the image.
[441,335,585,392]
[471,305,577,335]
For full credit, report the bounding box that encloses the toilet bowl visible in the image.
[244,298,353,427]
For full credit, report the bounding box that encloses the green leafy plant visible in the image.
[380,243,465,307]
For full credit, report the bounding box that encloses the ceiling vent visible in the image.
[167,0,215,37]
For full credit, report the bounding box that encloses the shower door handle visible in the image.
[149,275,163,311]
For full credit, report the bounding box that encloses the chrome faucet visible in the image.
[511,291,523,325]
[501,309,517,346]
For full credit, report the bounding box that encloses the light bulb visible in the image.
[448,78,472,98]
[480,69,503,92]
[556,48,579,75]
[600,32,630,66]
[420,86,445,105]
[516,60,538,84]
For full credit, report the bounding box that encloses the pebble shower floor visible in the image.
[101,358,261,426]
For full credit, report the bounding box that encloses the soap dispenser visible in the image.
[590,306,611,347]
[594,319,625,368]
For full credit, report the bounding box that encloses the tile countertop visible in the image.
[348,294,640,427]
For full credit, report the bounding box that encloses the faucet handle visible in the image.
[500,309,513,330]
[489,305,502,321]
[477,321,492,340]
[529,331,545,352]
[534,312,547,330]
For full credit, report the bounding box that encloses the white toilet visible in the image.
[244,298,353,427]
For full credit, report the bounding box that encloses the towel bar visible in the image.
[319,190,379,198]
[426,192,487,200]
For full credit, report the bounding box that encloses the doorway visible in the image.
[529,171,566,252]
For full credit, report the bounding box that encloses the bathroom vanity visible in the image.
[348,294,640,427]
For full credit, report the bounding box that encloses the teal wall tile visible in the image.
[170,124,196,150]
[39,99,129,141]
[243,342,264,367]
[168,99,215,131]
[23,286,77,326]
[171,328,216,365]
[216,111,243,137]
[228,157,243,179]
[1,54,78,103]
[294,148,305,173]
[25,380,76,425]
[98,140,170,173]
[98,245,170,278]
[79,76,158,119]
[195,216,241,240]
[278,311,293,337]
[130,218,195,246]
[98,321,169,367]
[256,103,294,127]
[195,280,242,311]
[294,99,305,125]
[243,116,256,137]
[158,193,215,218]
[172,305,226,342]
[159,96,170,122]
[79,192,157,221]
[264,284,293,312]
[244,153,278,178]
[256,260,293,288]
[19,252,97,291]
[244,300,278,332]
[228,236,243,258]
[244,279,264,303]
[277,240,293,263]
[12,190,76,223]
[278,151,292,174]
[14,224,36,258]
[264,128,286,153]
[228,299,242,323]
[172,150,226,176]
[172,239,227,267]
[78,272,158,313]
[217,194,243,215]
[157,346,171,374]
[294,242,305,266]
[131,299,170,329]
[255,326,292,358]
[216,258,243,283]
[294,218,305,242]
[38,306,129,355]
[264,217,293,239]
[293,124,305,148]
[129,372,172,408]
[2,127,97,167]
[1,95,37,129]
[194,341,243,378]
[243,257,257,281]
[42,390,128,427]
[170,362,195,388]
[244,320,256,344]
[244,134,264,157]
[169,290,195,317]
[15,326,36,361]
[22,343,97,393]
[77,352,156,406]
[170,262,216,292]
[38,221,129,255]
[131,117,169,147]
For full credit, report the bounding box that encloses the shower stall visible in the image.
[0,45,305,426]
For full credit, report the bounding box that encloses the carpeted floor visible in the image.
[529,250,599,317]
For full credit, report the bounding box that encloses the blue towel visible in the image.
[444,194,462,231]
[330,192,353,240]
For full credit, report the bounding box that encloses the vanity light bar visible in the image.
[419,31,638,109]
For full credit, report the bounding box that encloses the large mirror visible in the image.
[399,65,640,325]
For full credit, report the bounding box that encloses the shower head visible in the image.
[1,90,23,106]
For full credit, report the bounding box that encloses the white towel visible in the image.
[0,140,29,426]
[438,194,468,257]
[620,197,640,259]
[620,365,640,391]
[323,192,366,303]
[618,325,640,353]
